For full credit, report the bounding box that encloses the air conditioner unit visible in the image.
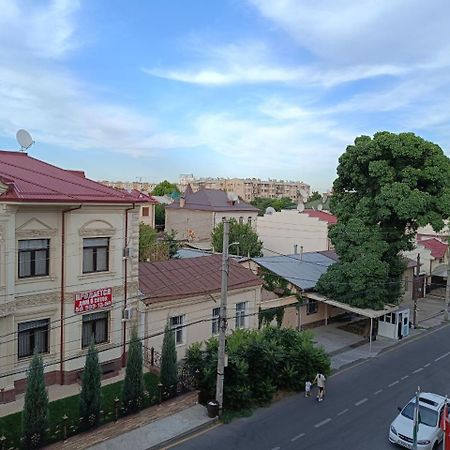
[122,307,133,321]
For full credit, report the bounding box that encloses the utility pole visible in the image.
[445,245,450,321]
[216,220,229,413]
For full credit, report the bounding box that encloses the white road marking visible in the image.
[374,389,383,395]
[355,398,368,406]
[424,363,431,368]
[291,433,305,442]
[271,447,281,450]
[337,408,349,416]
[435,352,450,362]
[401,375,409,380]
[315,418,332,428]
[413,368,423,374]
[388,381,399,387]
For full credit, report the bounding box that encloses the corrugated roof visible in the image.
[420,238,448,259]
[0,150,146,204]
[302,209,337,224]
[117,188,157,204]
[167,188,259,212]
[139,254,262,304]
[254,252,336,290]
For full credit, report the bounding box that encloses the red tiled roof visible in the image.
[167,188,259,212]
[117,188,157,204]
[302,209,337,224]
[0,150,146,204]
[139,254,262,304]
[420,238,448,259]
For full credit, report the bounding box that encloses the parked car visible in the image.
[389,392,447,449]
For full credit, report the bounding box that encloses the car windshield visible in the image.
[401,402,438,427]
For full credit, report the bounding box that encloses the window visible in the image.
[212,307,220,335]
[83,238,109,273]
[170,315,185,345]
[306,299,318,315]
[18,239,49,278]
[247,217,252,226]
[82,311,109,347]
[235,302,246,329]
[239,216,244,224]
[18,319,49,358]
[142,207,149,217]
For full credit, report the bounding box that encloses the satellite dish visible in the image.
[227,191,239,202]
[299,188,308,201]
[317,203,323,211]
[265,206,276,215]
[16,129,34,151]
[297,203,305,212]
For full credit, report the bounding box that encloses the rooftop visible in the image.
[302,209,337,224]
[139,254,262,304]
[419,238,448,259]
[0,150,145,204]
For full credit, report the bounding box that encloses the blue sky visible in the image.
[1,0,450,191]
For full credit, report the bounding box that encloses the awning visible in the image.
[432,264,448,278]
[305,292,399,319]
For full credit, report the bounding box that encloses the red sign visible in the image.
[74,287,113,313]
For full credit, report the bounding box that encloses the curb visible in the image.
[149,416,220,450]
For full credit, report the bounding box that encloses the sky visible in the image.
[1,1,450,191]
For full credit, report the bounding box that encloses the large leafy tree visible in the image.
[307,191,322,202]
[151,180,180,197]
[22,354,49,448]
[122,327,144,412]
[79,341,102,428]
[250,197,295,216]
[212,219,263,257]
[139,222,157,261]
[317,132,450,309]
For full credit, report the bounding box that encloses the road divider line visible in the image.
[424,363,431,368]
[388,381,399,387]
[374,389,383,395]
[401,375,409,380]
[315,418,332,428]
[413,368,423,374]
[271,447,281,450]
[355,398,368,406]
[337,409,349,416]
[291,433,305,442]
[435,352,450,362]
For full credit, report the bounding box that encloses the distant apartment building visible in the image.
[0,151,144,403]
[100,180,157,195]
[178,176,311,203]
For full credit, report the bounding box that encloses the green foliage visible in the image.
[261,268,291,295]
[22,354,49,448]
[164,230,180,258]
[250,197,296,216]
[139,222,157,261]
[155,204,165,227]
[258,307,285,328]
[183,327,330,413]
[211,219,263,257]
[122,327,145,412]
[319,132,450,309]
[308,191,322,202]
[151,180,180,197]
[160,324,178,394]
[79,342,102,428]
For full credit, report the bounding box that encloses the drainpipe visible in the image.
[122,203,135,367]
[60,205,82,385]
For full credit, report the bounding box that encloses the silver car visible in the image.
[389,392,447,450]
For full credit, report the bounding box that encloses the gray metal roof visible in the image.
[253,252,336,291]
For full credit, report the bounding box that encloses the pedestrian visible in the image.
[313,372,326,402]
[305,380,312,397]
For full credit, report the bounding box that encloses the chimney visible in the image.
[300,245,303,261]
[294,244,298,254]
[180,196,185,208]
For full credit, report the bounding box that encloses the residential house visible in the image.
[0,151,143,403]
[257,209,337,256]
[122,189,157,229]
[138,254,263,360]
[165,186,259,246]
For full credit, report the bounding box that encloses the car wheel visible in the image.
[432,442,439,450]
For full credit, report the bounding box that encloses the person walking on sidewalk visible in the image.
[305,380,312,397]
[314,372,326,402]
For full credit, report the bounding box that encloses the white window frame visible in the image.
[235,302,246,329]
[170,315,185,345]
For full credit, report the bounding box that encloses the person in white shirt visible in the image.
[313,372,326,402]
[305,380,312,397]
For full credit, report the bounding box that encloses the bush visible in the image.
[160,324,178,396]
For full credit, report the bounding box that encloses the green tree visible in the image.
[22,354,49,448]
[308,191,322,202]
[160,323,178,396]
[211,219,263,257]
[79,341,102,428]
[164,230,180,258]
[139,222,157,261]
[122,327,144,412]
[151,180,180,197]
[155,204,165,227]
[250,197,295,216]
[318,132,450,309]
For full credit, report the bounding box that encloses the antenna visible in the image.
[16,129,34,152]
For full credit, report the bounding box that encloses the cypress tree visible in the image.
[79,341,102,428]
[160,323,178,396]
[22,354,49,448]
[121,326,144,412]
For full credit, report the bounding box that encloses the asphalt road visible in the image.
[173,323,450,450]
